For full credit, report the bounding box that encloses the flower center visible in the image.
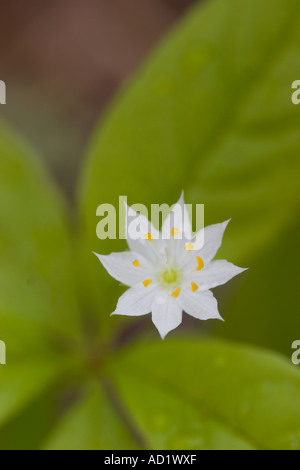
[160,267,180,286]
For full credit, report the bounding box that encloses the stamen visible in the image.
[143,279,152,287]
[185,243,194,251]
[165,247,170,265]
[191,282,198,292]
[171,287,181,298]
[171,227,179,238]
[145,233,153,242]
[196,256,204,271]
[132,260,140,267]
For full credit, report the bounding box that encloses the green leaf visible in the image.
[9,340,300,450]
[109,340,300,450]
[78,0,300,337]
[0,357,65,428]
[43,383,138,450]
[0,124,81,350]
[215,218,300,356]
[1,0,300,451]
[0,384,61,450]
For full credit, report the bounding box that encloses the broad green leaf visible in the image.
[2,340,300,449]
[0,385,58,450]
[109,341,300,450]
[43,383,139,450]
[78,0,300,337]
[1,0,300,451]
[215,218,300,356]
[0,357,65,428]
[0,124,81,350]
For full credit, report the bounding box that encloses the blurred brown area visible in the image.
[0,0,198,198]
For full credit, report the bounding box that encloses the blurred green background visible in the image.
[0,0,300,450]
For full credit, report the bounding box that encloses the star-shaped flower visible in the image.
[94,194,247,339]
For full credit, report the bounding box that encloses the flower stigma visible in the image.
[160,266,180,287]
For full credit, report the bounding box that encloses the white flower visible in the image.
[94,194,247,339]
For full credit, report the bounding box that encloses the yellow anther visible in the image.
[185,243,194,251]
[132,260,140,267]
[191,282,198,292]
[171,227,179,238]
[196,256,204,271]
[171,287,181,298]
[145,233,153,242]
[143,279,152,287]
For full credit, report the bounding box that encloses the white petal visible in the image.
[125,203,161,263]
[188,260,247,291]
[125,203,160,241]
[112,283,157,316]
[178,289,223,321]
[182,220,230,271]
[93,251,153,287]
[198,220,230,263]
[151,294,183,339]
[162,192,192,241]
[160,192,193,265]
